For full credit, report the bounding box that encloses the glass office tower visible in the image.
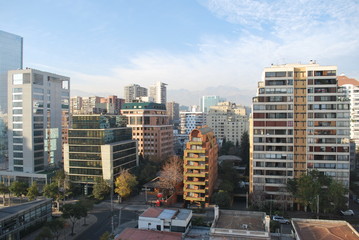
[0,30,23,164]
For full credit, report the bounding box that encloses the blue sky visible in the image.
[1,0,359,106]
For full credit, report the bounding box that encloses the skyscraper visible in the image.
[183,126,218,207]
[0,30,23,115]
[0,30,23,164]
[124,84,148,103]
[200,95,225,113]
[149,81,167,104]
[250,63,350,208]
[7,68,70,173]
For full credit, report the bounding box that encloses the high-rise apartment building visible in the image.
[250,63,350,207]
[64,115,138,193]
[200,96,225,113]
[180,112,206,135]
[124,84,148,103]
[338,76,359,147]
[183,126,218,207]
[121,102,173,159]
[149,82,167,104]
[0,30,23,164]
[207,102,249,144]
[166,101,180,128]
[7,68,70,173]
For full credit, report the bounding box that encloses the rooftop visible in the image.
[115,228,182,240]
[338,75,359,86]
[213,210,266,232]
[122,102,166,110]
[0,199,51,220]
[140,207,192,220]
[292,218,359,240]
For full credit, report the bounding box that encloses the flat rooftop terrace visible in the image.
[214,210,266,231]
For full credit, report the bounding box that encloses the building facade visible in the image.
[124,84,148,103]
[0,30,23,165]
[180,112,206,135]
[121,102,173,159]
[183,126,218,207]
[166,101,180,129]
[200,95,225,113]
[338,76,359,148]
[64,115,138,192]
[207,102,249,144]
[149,82,167,104]
[250,63,350,206]
[7,68,70,173]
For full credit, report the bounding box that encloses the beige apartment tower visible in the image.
[121,102,173,159]
[250,63,350,207]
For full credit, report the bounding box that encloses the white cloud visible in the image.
[49,0,359,105]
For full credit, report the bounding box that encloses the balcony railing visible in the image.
[185,172,206,178]
[184,196,206,201]
[185,188,206,193]
[185,165,206,169]
[184,180,206,185]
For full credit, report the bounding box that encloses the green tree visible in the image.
[35,226,53,240]
[78,197,94,225]
[62,203,86,236]
[0,183,9,205]
[287,169,346,213]
[115,169,138,203]
[239,131,249,176]
[92,178,111,201]
[212,191,231,208]
[27,182,39,201]
[46,218,65,240]
[43,182,63,211]
[9,181,28,199]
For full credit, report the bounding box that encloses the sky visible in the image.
[1,0,359,106]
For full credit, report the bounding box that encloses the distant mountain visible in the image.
[168,85,254,107]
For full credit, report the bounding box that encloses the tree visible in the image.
[78,197,94,225]
[92,178,110,201]
[99,231,113,240]
[46,218,65,240]
[9,181,28,199]
[62,203,86,236]
[0,183,9,205]
[158,156,183,196]
[43,182,62,210]
[27,182,39,200]
[287,169,347,213]
[115,169,138,203]
[35,226,53,240]
[212,191,231,208]
[239,131,249,176]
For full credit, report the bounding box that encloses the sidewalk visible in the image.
[23,214,97,240]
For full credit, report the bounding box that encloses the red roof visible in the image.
[115,228,182,240]
[338,75,359,86]
[140,207,163,218]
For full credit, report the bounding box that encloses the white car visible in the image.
[272,216,290,224]
[340,210,354,216]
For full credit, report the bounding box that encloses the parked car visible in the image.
[272,216,290,224]
[340,210,354,216]
[354,199,359,204]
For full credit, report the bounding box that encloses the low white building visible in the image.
[139,208,192,234]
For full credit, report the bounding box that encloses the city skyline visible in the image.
[1,0,358,106]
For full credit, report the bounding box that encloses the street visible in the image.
[75,202,140,240]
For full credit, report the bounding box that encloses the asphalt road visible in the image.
[75,205,138,240]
